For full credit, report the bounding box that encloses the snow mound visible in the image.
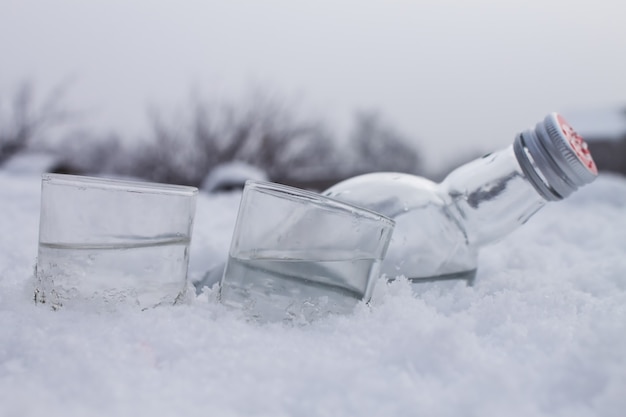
[201,161,268,193]
[1,172,625,417]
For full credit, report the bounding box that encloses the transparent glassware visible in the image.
[34,174,198,310]
[324,113,598,286]
[219,180,395,323]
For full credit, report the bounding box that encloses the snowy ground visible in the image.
[1,171,625,417]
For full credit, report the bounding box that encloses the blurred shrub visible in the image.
[109,92,424,189]
[1,82,424,189]
[118,92,342,187]
[346,110,421,175]
[0,81,72,166]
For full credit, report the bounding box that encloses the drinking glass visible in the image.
[219,180,395,323]
[34,173,197,310]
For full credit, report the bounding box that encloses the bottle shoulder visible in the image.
[324,172,475,280]
[324,173,447,217]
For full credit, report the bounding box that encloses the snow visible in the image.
[1,152,60,176]
[201,162,268,193]
[1,170,626,417]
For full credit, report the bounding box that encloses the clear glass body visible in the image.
[219,181,395,323]
[323,145,547,284]
[35,173,198,310]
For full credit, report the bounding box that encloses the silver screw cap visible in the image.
[513,113,598,201]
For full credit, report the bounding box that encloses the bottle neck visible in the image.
[440,145,547,247]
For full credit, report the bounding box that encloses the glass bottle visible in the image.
[323,113,598,286]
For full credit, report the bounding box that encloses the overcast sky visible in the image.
[2,0,625,169]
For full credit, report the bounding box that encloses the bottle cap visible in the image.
[513,113,598,201]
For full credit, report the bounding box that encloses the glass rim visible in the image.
[42,173,198,196]
[244,180,395,228]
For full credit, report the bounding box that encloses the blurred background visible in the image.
[1,0,625,190]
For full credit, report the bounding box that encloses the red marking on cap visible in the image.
[556,114,598,175]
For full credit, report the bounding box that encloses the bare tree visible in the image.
[53,129,125,176]
[347,110,421,174]
[117,97,426,189]
[0,81,73,166]
[0,84,424,190]
[229,94,336,180]
[123,91,337,187]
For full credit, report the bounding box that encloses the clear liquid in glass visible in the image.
[220,250,381,323]
[35,237,190,310]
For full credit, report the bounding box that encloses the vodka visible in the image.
[35,237,190,310]
[220,250,381,323]
[324,113,597,286]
